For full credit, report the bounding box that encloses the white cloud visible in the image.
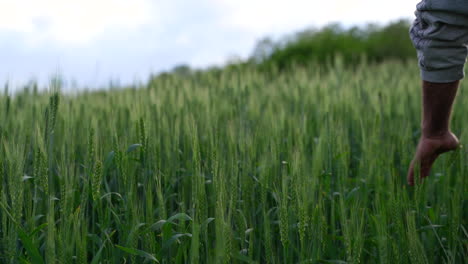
[0,0,420,46]
[175,33,191,46]
[211,0,419,36]
[0,0,155,44]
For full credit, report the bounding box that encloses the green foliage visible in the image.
[252,20,414,70]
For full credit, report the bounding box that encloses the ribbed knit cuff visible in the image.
[421,65,465,83]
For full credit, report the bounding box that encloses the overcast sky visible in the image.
[0,0,420,90]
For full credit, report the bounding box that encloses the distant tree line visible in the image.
[152,19,415,82]
[249,19,415,70]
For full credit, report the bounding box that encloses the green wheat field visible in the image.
[0,60,466,263]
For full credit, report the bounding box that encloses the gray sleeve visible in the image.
[409,11,468,83]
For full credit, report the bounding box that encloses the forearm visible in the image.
[421,80,459,138]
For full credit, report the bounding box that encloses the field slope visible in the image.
[0,61,466,263]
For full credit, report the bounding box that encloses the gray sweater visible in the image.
[411,0,468,83]
[416,0,468,24]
